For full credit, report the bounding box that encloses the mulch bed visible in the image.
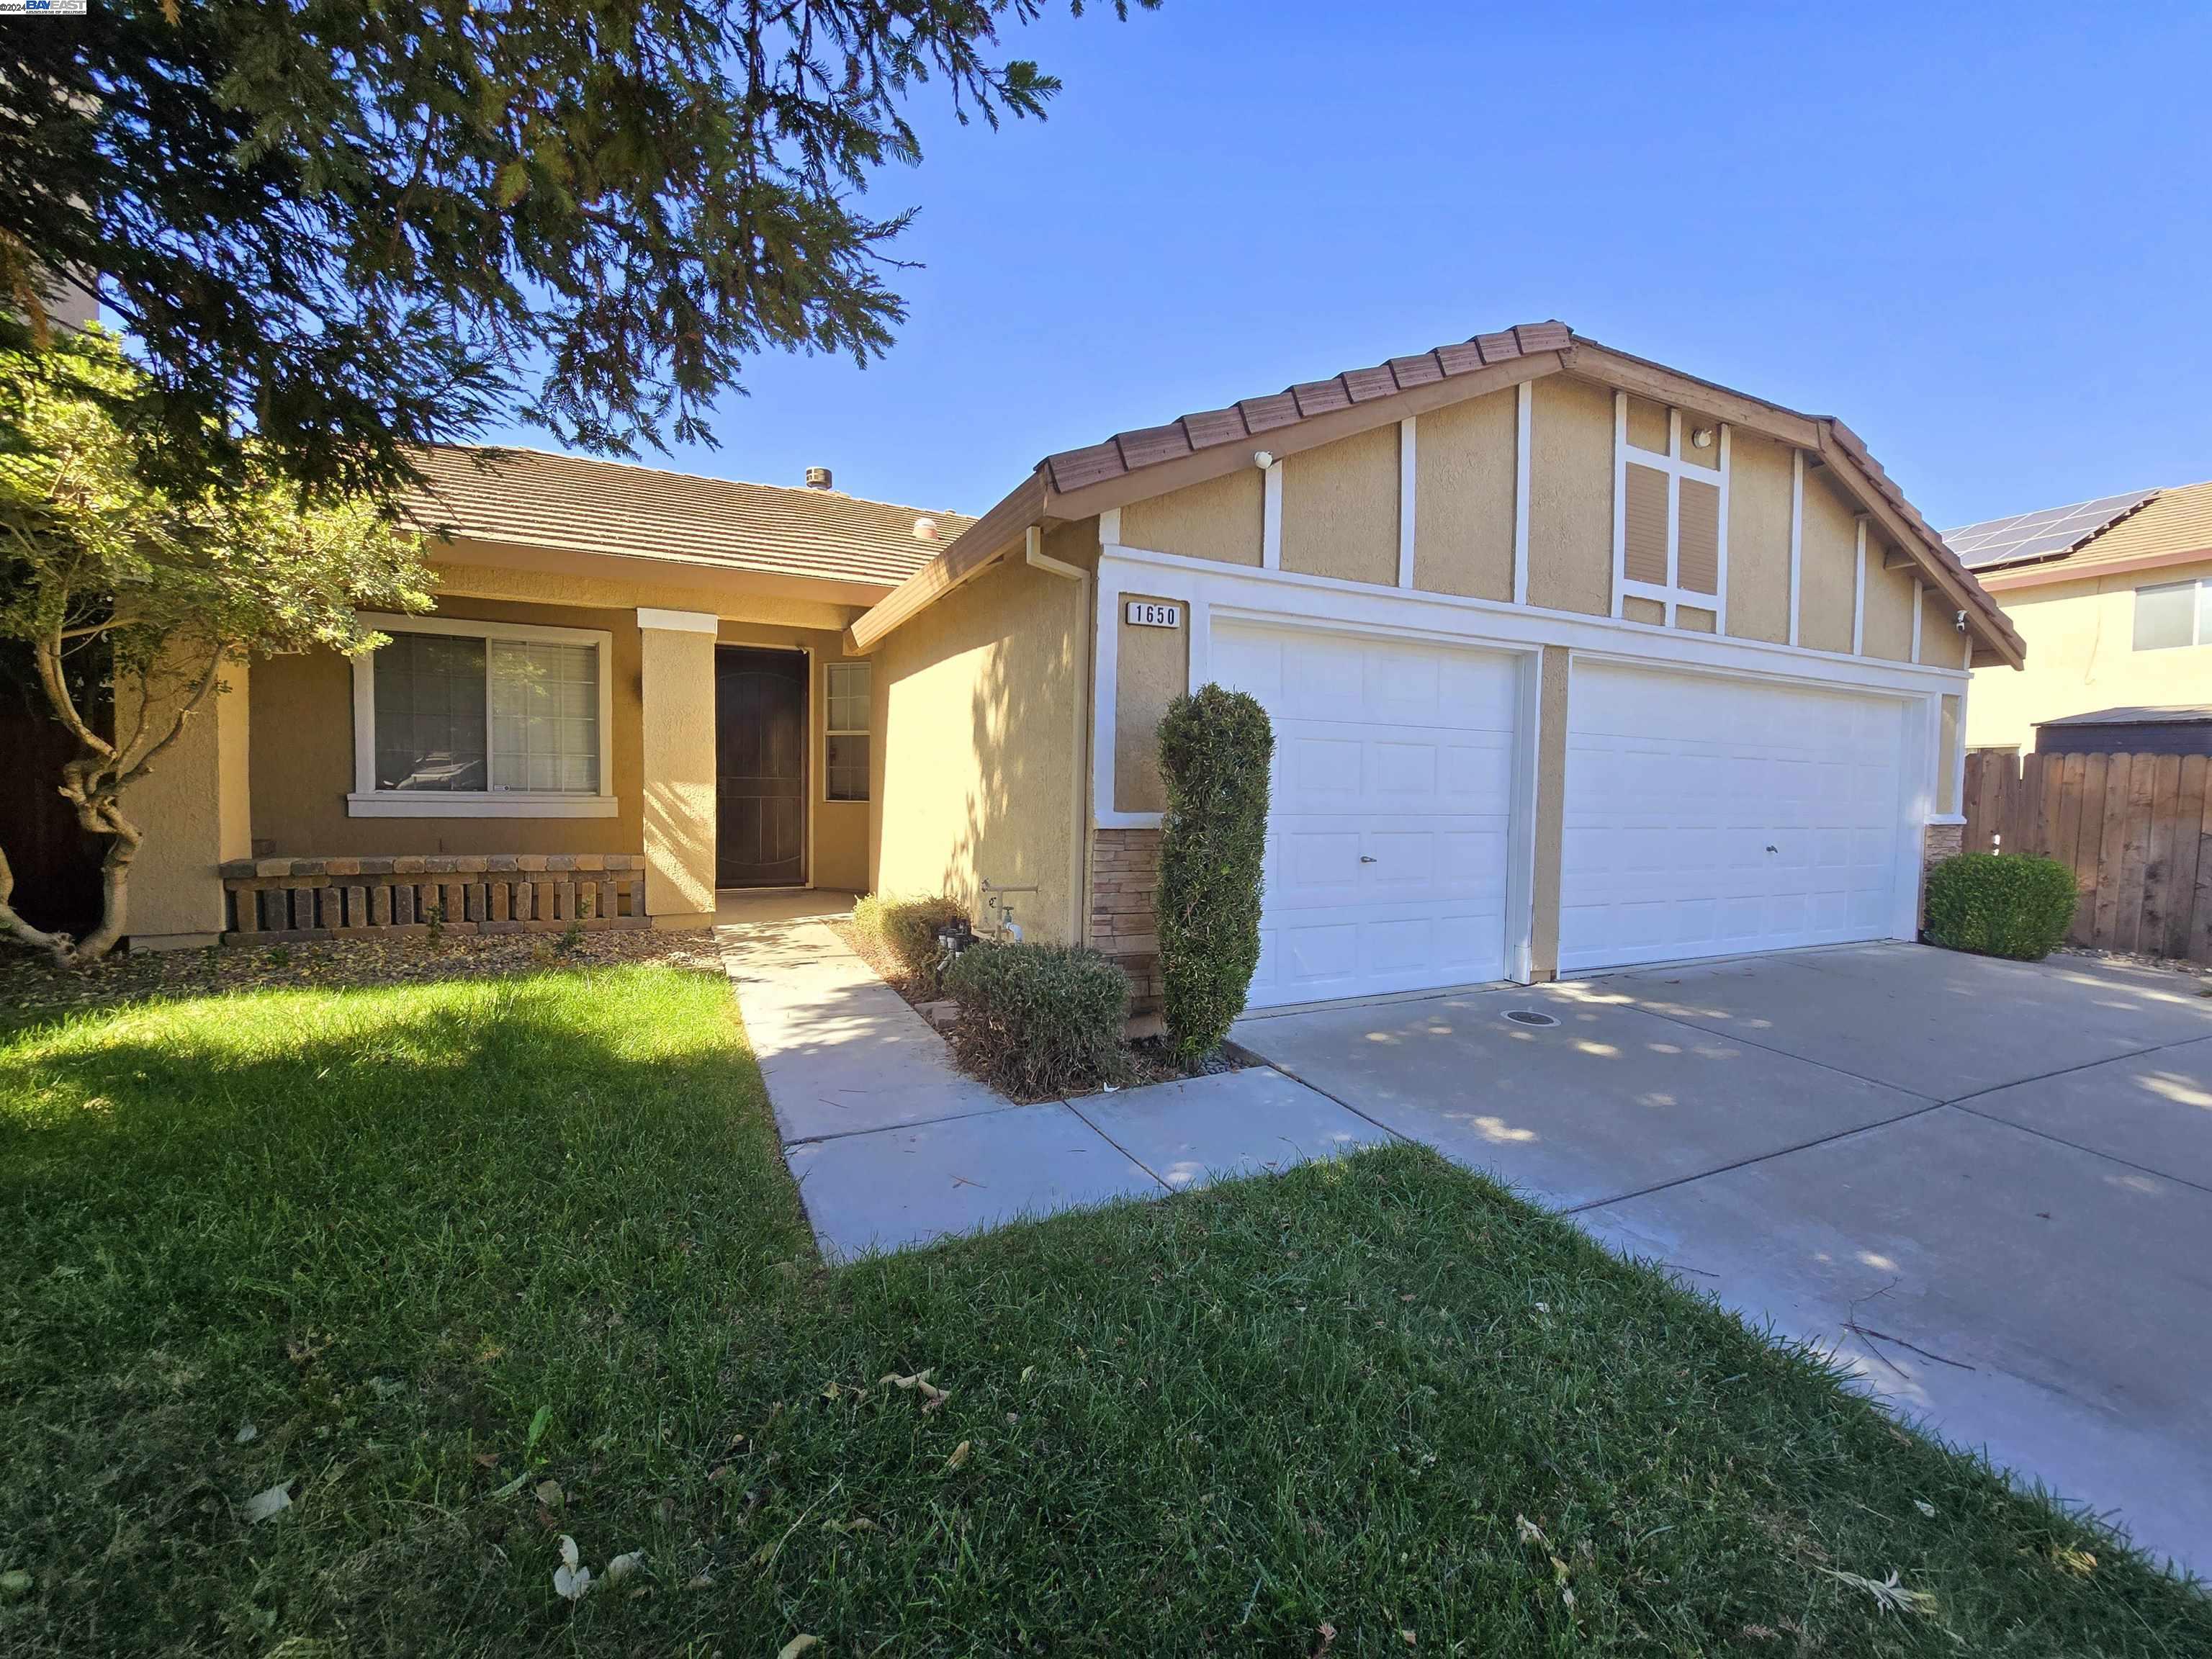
[0,927,727,1022]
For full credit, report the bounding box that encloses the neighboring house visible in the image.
[125,320,2020,1014]
[1954,480,2212,752]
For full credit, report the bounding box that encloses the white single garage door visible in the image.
[1560,661,1910,974]
[1212,621,1522,1007]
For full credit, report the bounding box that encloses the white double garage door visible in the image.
[1211,619,1917,1008]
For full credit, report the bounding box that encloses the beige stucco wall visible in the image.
[121,652,251,945]
[1726,431,1794,645]
[1968,559,2212,750]
[1797,469,1860,655]
[1119,468,1262,565]
[434,549,858,633]
[1861,531,1917,662]
[638,623,716,922]
[1281,424,1399,585]
[871,519,1095,944]
[1112,595,1188,814]
[1624,395,1668,455]
[247,551,876,899]
[1622,594,1665,625]
[1526,375,1614,616]
[1529,645,1570,980]
[1917,584,1961,667]
[1412,388,1516,601]
[250,595,648,859]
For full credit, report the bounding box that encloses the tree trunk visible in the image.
[0,842,74,961]
[67,809,140,962]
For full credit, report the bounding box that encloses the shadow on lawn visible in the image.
[1,968,811,1367]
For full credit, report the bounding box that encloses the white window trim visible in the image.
[2132,577,2211,651]
[824,660,873,803]
[349,611,618,819]
[1610,392,1731,626]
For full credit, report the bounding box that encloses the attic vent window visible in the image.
[1612,392,1731,628]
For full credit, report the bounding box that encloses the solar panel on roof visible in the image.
[1943,487,2159,571]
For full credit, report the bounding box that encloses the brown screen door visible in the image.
[715,647,807,886]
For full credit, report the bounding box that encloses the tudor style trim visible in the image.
[1396,417,1418,590]
[1513,381,1533,607]
[850,323,2025,665]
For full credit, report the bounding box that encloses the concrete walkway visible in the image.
[717,917,1391,1261]
[1231,943,2212,1575]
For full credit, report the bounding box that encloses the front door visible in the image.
[715,647,807,887]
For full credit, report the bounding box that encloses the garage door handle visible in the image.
[1359,855,1377,864]
[1766,845,1779,853]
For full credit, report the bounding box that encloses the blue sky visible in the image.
[486,1,2212,531]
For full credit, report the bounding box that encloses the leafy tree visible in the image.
[1,0,1154,499]
[0,329,431,963]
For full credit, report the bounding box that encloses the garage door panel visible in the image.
[1561,662,1908,973]
[1216,621,1521,1006]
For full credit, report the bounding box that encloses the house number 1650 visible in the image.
[1125,601,1182,629]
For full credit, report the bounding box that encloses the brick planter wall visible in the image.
[1920,821,1964,930]
[218,853,649,941]
[1089,826,1163,1015]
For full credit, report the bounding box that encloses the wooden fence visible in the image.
[1962,750,2212,961]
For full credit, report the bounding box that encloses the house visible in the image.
[123,320,2021,1012]
[1954,480,2212,752]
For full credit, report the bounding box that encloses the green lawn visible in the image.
[0,963,2203,1655]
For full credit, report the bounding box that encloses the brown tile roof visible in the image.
[402,446,973,590]
[1039,320,1575,494]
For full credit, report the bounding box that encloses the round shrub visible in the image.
[943,941,1128,1100]
[1154,683,1274,1062]
[852,892,968,998]
[1923,853,2078,961]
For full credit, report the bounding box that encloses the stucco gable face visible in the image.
[1100,369,1935,662]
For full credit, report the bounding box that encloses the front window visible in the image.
[351,615,613,817]
[824,661,872,801]
[2133,580,2212,651]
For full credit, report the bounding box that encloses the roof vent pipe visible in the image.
[804,466,833,490]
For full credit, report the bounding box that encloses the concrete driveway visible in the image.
[1230,943,2212,1573]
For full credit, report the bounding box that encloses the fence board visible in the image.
[2141,754,2184,956]
[2051,753,2085,935]
[2196,781,2212,963]
[2111,756,2158,953]
[2071,755,2106,945]
[2168,756,2208,959]
[2092,757,2132,947]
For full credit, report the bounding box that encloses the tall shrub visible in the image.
[1923,853,2078,961]
[1154,683,1274,1061]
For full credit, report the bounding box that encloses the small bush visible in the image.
[852,892,968,997]
[943,941,1128,1100]
[1155,683,1274,1061]
[1923,853,2078,961]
